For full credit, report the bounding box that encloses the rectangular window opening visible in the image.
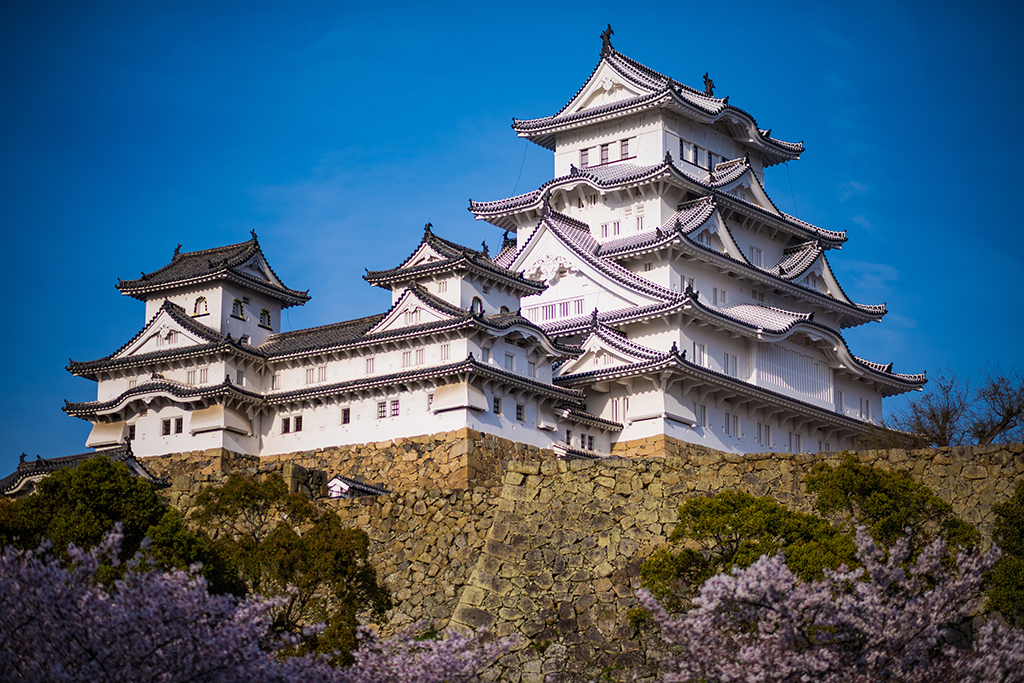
[516,404,524,421]
[377,402,387,419]
[341,408,351,425]
[390,400,400,417]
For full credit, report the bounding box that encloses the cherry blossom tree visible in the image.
[638,527,1024,683]
[0,527,510,683]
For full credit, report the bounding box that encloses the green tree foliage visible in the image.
[805,454,980,556]
[191,473,392,662]
[638,457,980,619]
[0,455,238,591]
[988,481,1024,622]
[639,490,854,612]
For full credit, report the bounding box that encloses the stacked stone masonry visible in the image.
[158,434,1024,682]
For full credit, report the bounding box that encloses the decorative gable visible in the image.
[364,287,461,335]
[114,307,215,359]
[567,62,649,114]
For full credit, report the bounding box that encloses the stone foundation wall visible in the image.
[157,432,1024,682]
[145,428,550,494]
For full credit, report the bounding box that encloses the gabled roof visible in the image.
[511,46,802,166]
[0,443,167,497]
[595,200,882,326]
[64,378,264,418]
[260,284,574,360]
[364,224,544,294]
[117,232,310,307]
[267,354,585,406]
[508,209,684,305]
[68,300,261,378]
[470,156,846,246]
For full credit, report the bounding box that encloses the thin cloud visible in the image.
[835,259,898,297]
[838,180,868,201]
[849,214,873,231]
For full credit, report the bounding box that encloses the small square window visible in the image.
[390,400,400,417]
[377,402,387,419]
[516,404,524,421]
[493,397,502,414]
[127,424,136,441]
[162,419,171,436]
[565,429,572,446]
[294,415,303,432]
[282,417,291,434]
[341,408,351,425]
[174,417,183,434]
[587,435,594,450]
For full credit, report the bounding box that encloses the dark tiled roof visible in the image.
[64,378,264,417]
[364,226,544,294]
[555,404,623,431]
[0,443,166,496]
[259,313,389,357]
[117,233,309,306]
[267,355,584,405]
[260,284,573,359]
[328,475,391,498]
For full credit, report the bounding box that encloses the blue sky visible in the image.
[2,0,1022,476]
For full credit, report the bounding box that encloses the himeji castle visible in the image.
[62,30,925,463]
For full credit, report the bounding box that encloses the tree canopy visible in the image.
[191,473,392,661]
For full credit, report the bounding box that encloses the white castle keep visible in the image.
[64,32,925,461]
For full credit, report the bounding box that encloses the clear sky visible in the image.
[2,0,1022,477]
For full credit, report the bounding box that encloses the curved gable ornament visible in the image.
[528,254,574,285]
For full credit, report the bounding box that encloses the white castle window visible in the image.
[199,368,208,384]
[341,407,350,424]
[749,247,763,268]
[259,309,272,329]
[528,362,536,377]
[438,280,447,293]
[193,297,208,316]
[390,400,400,417]
[526,298,584,323]
[620,139,629,159]
[757,342,833,403]
[713,288,728,306]
[365,358,375,374]
[505,353,514,371]
[692,342,707,367]
[600,144,609,164]
[580,148,589,168]
[724,353,739,377]
[440,343,450,361]
[377,402,387,419]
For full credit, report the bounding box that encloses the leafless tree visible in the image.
[864,366,1024,448]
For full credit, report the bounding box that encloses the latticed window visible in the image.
[390,400,400,417]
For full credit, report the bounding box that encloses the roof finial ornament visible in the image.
[18,453,26,465]
[664,149,673,164]
[250,229,258,242]
[671,340,678,354]
[173,243,182,257]
[424,222,433,235]
[703,72,715,96]
[600,24,614,55]
[591,308,599,327]
[481,240,489,256]
[570,163,578,176]
[764,129,772,138]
